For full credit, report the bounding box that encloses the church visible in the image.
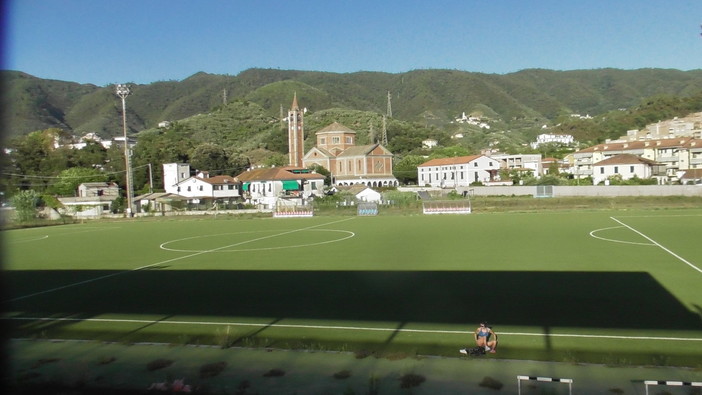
[286,94,398,187]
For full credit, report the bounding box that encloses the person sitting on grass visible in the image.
[475,322,497,353]
[460,322,498,355]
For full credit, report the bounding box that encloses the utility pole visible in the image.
[115,84,134,217]
[222,89,227,106]
[382,115,388,146]
[386,91,393,118]
[147,163,154,193]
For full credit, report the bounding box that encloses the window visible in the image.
[199,185,203,191]
[614,166,619,174]
[332,137,340,144]
[311,182,317,190]
[474,162,478,167]
[228,185,234,190]
[600,168,604,174]
[187,186,191,191]
[177,187,181,192]
[346,136,352,144]
[630,166,634,173]
[320,137,326,144]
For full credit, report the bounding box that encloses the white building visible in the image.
[531,133,575,149]
[570,137,702,180]
[57,182,120,218]
[417,155,501,188]
[235,166,326,209]
[490,153,543,177]
[592,154,666,185]
[163,163,241,203]
[422,139,438,149]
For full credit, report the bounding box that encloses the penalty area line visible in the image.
[610,216,702,274]
[6,316,702,342]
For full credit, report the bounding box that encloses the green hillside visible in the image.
[4,68,702,141]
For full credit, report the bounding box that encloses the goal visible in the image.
[422,200,471,215]
[517,376,572,395]
[644,380,702,395]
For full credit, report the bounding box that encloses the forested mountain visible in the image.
[4,67,702,140]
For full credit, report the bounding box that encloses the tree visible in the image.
[429,145,470,159]
[189,143,229,175]
[11,189,41,222]
[227,153,252,176]
[393,155,426,184]
[50,167,107,196]
[308,164,332,185]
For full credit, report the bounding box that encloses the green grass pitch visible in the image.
[4,209,702,366]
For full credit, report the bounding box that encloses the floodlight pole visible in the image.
[116,84,134,217]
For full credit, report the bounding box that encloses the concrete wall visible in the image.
[400,185,702,197]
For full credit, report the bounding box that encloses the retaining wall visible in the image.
[401,185,702,197]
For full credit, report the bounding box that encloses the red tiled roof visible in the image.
[195,175,239,185]
[593,154,661,166]
[418,155,483,167]
[235,166,325,182]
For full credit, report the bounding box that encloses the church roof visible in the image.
[337,144,389,157]
[316,122,356,134]
[291,92,299,111]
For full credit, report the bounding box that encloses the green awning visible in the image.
[282,180,299,191]
[242,182,250,191]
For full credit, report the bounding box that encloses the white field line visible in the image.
[610,216,702,274]
[6,316,702,342]
[589,226,655,246]
[8,217,356,302]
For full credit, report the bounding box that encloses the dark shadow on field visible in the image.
[6,271,702,334]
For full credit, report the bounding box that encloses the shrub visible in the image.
[479,376,503,390]
[263,368,285,377]
[333,370,351,379]
[399,373,425,389]
[200,361,227,378]
[146,359,173,371]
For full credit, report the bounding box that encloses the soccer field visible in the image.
[4,209,702,366]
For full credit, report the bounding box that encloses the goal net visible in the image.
[422,200,471,215]
[273,201,314,218]
[357,202,379,216]
[517,376,573,395]
[534,185,554,198]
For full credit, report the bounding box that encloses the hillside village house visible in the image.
[417,155,501,188]
[570,137,702,182]
[302,122,398,187]
[235,166,326,209]
[592,154,666,185]
[57,182,120,217]
[489,153,543,177]
[163,163,241,206]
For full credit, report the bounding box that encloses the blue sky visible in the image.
[3,0,702,86]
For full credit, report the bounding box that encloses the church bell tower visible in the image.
[287,93,304,167]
